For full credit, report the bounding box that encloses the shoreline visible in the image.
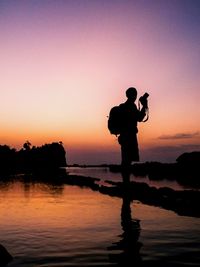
[64,174,200,218]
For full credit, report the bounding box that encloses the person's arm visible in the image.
[137,106,148,122]
[137,96,148,122]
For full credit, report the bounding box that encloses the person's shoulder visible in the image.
[118,103,127,111]
[119,103,125,108]
[120,101,137,109]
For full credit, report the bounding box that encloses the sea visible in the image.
[0,166,199,266]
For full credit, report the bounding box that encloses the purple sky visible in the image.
[0,0,200,164]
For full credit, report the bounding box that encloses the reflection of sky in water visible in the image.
[0,180,200,267]
[66,167,193,191]
[0,181,122,266]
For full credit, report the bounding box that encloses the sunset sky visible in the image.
[0,0,200,164]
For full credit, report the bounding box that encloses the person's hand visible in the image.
[141,99,148,108]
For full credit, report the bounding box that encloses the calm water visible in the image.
[0,171,200,266]
[66,166,195,191]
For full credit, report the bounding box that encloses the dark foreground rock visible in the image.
[0,244,13,266]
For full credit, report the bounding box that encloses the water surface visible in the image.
[0,176,199,266]
[66,166,194,190]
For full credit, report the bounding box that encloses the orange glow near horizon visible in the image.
[0,1,199,163]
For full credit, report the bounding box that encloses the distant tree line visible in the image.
[0,141,67,172]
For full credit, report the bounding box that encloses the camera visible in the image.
[139,92,149,107]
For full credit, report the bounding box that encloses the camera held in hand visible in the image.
[139,92,149,108]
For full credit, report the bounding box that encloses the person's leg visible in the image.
[118,134,132,183]
[121,144,132,184]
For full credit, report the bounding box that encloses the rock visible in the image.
[0,244,13,266]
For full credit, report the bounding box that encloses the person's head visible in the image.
[126,87,137,101]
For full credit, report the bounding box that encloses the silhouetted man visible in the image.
[118,87,148,175]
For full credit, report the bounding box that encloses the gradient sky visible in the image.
[0,0,200,164]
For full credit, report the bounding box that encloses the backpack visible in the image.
[108,104,123,135]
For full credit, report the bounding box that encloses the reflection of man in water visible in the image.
[120,191,142,266]
[118,87,148,175]
[108,189,143,266]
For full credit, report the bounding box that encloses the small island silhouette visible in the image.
[0,141,66,173]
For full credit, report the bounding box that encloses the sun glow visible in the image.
[0,1,199,163]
